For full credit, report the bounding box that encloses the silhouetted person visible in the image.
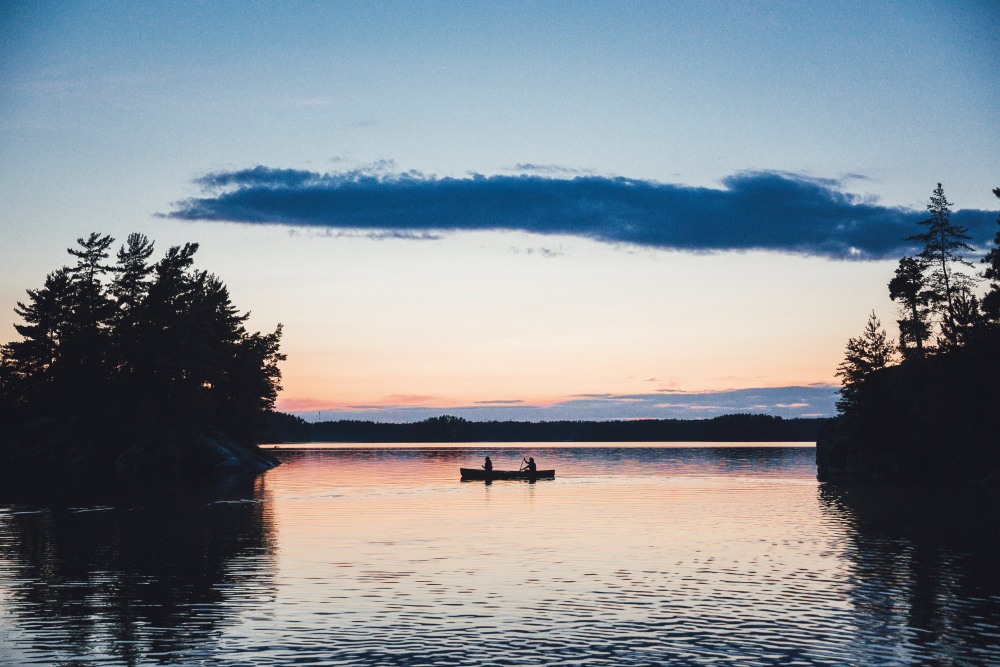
[521,457,536,473]
[483,456,493,471]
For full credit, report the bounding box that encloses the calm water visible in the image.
[1,444,999,666]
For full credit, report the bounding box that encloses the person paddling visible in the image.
[521,456,536,473]
[483,456,493,471]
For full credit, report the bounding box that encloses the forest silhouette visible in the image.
[820,185,1000,484]
[264,412,829,444]
[0,233,283,473]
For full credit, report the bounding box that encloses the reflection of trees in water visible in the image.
[819,484,1000,663]
[0,472,277,665]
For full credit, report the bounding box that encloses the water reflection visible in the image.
[819,483,1000,665]
[275,443,818,482]
[0,472,276,666]
[2,448,999,666]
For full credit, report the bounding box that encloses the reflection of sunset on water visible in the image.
[3,446,999,664]
[261,447,841,647]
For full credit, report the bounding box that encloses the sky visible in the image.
[1,1,998,422]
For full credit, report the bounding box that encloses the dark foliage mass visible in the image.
[822,184,1000,485]
[164,167,996,260]
[820,335,1000,484]
[264,412,830,443]
[0,233,285,470]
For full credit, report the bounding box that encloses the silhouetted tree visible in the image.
[130,243,202,413]
[110,233,155,317]
[836,311,895,415]
[888,256,931,359]
[945,285,985,347]
[67,233,114,284]
[906,184,976,347]
[120,242,286,445]
[108,234,156,396]
[1,269,75,417]
[0,234,284,454]
[981,187,1000,322]
[223,325,285,443]
[820,185,1000,485]
[63,234,116,399]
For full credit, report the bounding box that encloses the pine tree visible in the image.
[1,234,285,451]
[981,187,1000,322]
[888,256,931,359]
[835,311,895,415]
[109,233,156,389]
[1,269,80,424]
[943,285,982,347]
[111,233,155,317]
[63,234,116,383]
[124,242,284,445]
[4,269,76,407]
[906,184,976,347]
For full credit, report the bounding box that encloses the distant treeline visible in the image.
[263,412,831,444]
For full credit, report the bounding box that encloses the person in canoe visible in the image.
[521,457,537,473]
[483,456,493,471]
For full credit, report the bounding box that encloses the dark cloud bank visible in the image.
[166,167,996,260]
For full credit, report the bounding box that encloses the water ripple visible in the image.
[1,446,998,666]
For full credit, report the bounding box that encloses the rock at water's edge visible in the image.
[1,418,280,476]
[113,429,281,475]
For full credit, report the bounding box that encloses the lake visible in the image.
[1,444,999,666]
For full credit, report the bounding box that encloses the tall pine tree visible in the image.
[906,184,976,348]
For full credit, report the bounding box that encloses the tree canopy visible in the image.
[825,183,1000,485]
[842,182,1000,417]
[981,187,1000,321]
[0,234,285,461]
[835,311,895,416]
[903,183,978,348]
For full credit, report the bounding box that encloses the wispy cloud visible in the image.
[164,166,996,260]
[509,246,564,258]
[506,163,595,175]
[278,385,840,423]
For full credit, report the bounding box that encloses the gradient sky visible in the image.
[2,1,997,422]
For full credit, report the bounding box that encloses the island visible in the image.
[0,233,283,475]
[817,185,1000,486]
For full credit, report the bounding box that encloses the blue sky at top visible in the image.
[1,1,997,421]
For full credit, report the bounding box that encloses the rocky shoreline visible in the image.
[1,417,280,476]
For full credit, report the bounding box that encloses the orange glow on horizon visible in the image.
[275,376,841,416]
[252,236,872,419]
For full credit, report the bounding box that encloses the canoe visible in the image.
[460,468,555,480]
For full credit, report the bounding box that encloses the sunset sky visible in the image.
[2,1,997,422]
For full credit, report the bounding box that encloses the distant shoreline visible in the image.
[264,413,832,444]
[268,441,817,449]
